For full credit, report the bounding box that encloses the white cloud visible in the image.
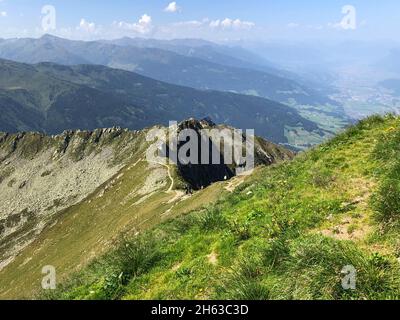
[161,17,255,40]
[115,14,153,34]
[164,2,180,13]
[173,20,202,27]
[78,18,96,33]
[209,18,255,30]
[172,18,209,28]
[209,20,220,28]
[171,17,255,31]
[0,11,7,17]
[33,14,154,40]
[0,9,257,41]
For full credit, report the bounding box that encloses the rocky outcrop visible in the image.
[0,127,144,270]
[175,119,235,190]
[172,118,295,190]
[0,120,294,271]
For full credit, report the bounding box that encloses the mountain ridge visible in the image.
[0,119,294,298]
[34,114,400,300]
[0,35,335,107]
[2,114,399,299]
[0,58,327,148]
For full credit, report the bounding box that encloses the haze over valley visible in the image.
[2,0,400,302]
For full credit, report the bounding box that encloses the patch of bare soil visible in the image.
[224,176,245,193]
[207,251,218,265]
[320,217,372,241]
[319,177,375,241]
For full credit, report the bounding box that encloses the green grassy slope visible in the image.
[0,149,230,299]
[0,120,294,299]
[42,114,400,300]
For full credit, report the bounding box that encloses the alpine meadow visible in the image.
[1,0,400,308]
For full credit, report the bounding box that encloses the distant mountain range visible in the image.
[0,35,334,106]
[101,37,282,74]
[0,58,325,146]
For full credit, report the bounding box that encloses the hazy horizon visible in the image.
[0,0,400,42]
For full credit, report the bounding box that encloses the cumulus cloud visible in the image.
[78,19,96,33]
[172,18,209,28]
[115,14,153,34]
[0,11,7,17]
[163,17,255,39]
[1,9,256,41]
[39,14,154,40]
[209,18,255,30]
[164,2,180,13]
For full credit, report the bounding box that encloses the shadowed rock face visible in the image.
[176,119,235,190]
[173,118,295,190]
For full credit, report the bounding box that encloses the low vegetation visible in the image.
[40,114,400,300]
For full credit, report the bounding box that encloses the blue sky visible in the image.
[0,0,399,41]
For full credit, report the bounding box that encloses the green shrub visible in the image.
[371,125,400,227]
[198,207,227,232]
[102,236,161,283]
[221,279,270,300]
[373,127,400,161]
[216,257,270,300]
[230,220,251,242]
[311,167,335,188]
[99,270,124,299]
[372,177,400,225]
[325,114,386,149]
[176,267,193,279]
[276,235,400,300]
[358,114,386,129]
[262,237,290,269]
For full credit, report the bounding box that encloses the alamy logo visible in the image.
[146,121,255,176]
[41,265,56,290]
[341,265,356,290]
[41,5,57,32]
[340,5,357,30]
